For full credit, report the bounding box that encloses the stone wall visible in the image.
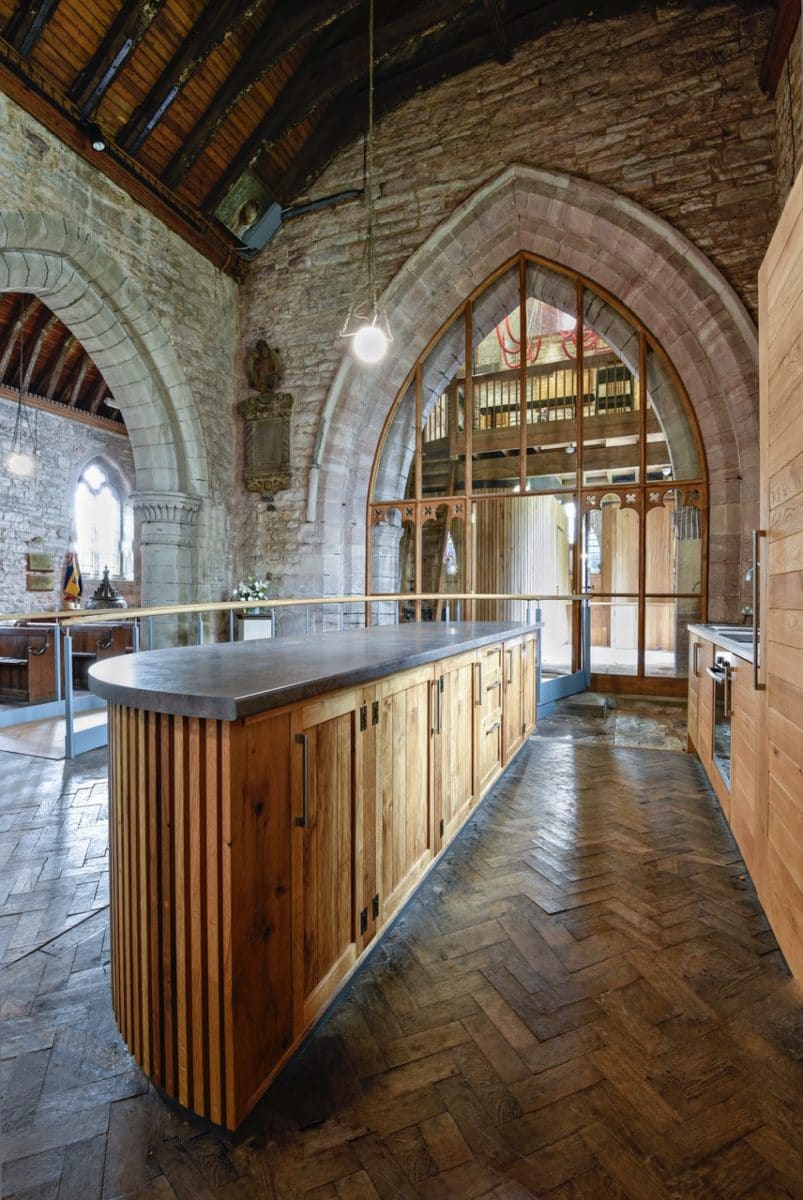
[0,95,240,607]
[0,394,136,613]
[239,4,777,611]
[775,20,802,212]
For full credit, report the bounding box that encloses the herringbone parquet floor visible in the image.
[2,701,803,1199]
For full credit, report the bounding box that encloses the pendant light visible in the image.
[7,299,37,478]
[340,0,392,365]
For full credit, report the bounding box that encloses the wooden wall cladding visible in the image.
[758,167,803,979]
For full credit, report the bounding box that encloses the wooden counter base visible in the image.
[108,631,538,1128]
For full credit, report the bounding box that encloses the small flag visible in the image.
[62,552,83,604]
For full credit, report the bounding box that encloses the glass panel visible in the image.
[646,489,702,595]
[645,598,702,677]
[420,504,466,621]
[646,348,701,481]
[372,383,416,501]
[421,313,467,498]
[582,494,639,595]
[470,266,521,494]
[582,291,640,487]
[474,493,575,625]
[370,507,415,623]
[522,261,578,492]
[589,598,638,675]
[540,597,574,678]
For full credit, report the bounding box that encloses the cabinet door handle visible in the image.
[692,642,700,678]
[752,528,766,692]
[437,675,443,735]
[475,661,483,705]
[706,666,725,681]
[507,649,514,685]
[295,733,308,828]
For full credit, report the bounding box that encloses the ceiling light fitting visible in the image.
[86,122,107,152]
[340,0,391,366]
[7,299,37,478]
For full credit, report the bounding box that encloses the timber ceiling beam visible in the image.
[483,0,511,63]
[70,0,168,119]
[759,0,801,97]
[201,0,460,212]
[0,46,240,272]
[23,311,59,392]
[89,377,111,414]
[44,335,76,401]
[119,0,269,153]
[65,356,91,408]
[161,0,363,189]
[0,298,36,382]
[3,0,59,59]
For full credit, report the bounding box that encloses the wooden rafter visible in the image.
[66,356,92,408]
[119,0,267,153]
[71,0,169,119]
[759,0,801,97]
[89,377,111,414]
[0,298,36,382]
[3,0,60,58]
[483,0,511,63]
[44,334,76,401]
[202,0,460,212]
[22,311,59,392]
[161,0,363,189]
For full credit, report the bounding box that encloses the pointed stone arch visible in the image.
[309,165,757,618]
[0,210,209,603]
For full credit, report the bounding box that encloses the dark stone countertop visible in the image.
[88,620,542,721]
[687,623,755,663]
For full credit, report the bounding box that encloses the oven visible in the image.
[707,651,734,788]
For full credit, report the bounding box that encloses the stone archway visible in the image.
[309,165,757,621]
[0,211,209,605]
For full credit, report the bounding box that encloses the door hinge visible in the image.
[360,906,368,934]
[521,721,525,735]
[439,818,444,837]
[372,893,380,919]
[372,699,379,726]
[359,704,367,731]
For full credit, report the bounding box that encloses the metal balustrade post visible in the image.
[53,623,62,703]
[63,632,75,759]
[228,609,235,641]
[196,613,204,645]
[146,617,153,650]
[133,621,141,652]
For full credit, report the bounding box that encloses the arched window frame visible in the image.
[73,456,134,581]
[367,251,708,692]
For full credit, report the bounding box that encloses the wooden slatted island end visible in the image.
[89,620,542,1129]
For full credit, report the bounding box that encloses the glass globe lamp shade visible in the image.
[352,321,389,365]
[7,449,35,477]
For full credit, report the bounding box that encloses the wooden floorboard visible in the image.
[2,701,803,1199]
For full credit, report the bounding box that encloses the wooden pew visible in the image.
[0,626,57,703]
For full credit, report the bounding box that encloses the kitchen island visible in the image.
[89,621,541,1129]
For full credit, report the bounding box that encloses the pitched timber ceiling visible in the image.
[0,0,797,429]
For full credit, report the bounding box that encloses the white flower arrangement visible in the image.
[233,575,273,602]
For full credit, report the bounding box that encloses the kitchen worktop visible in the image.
[88,620,542,721]
[687,623,755,663]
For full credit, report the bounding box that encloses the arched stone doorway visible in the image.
[307,165,757,623]
[0,211,209,606]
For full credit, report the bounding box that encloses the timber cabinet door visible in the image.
[375,666,435,924]
[687,634,704,753]
[474,644,504,797]
[291,690,361,1032]
[522,633,538,737]
[693,639,715,772]
[502,637,524,761]
[729,653,765,894]
[432,651,475,852]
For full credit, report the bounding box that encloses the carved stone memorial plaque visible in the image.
[240,340,293,495]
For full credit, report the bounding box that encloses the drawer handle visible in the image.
[486,719,500,734]
[295,733,308,828]
[706,666,725,681]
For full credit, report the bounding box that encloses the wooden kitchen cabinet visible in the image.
[432,651,475,851]
[690,637,714,773]
[374,665,435,926]
[101,622,542,1129]
[729,653,764,892]
[503,636,524,761]
[291,690,362,1032]
[474,642,504,797]
[522,632,538,737]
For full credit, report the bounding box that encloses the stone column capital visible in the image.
[130,491,202,526]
